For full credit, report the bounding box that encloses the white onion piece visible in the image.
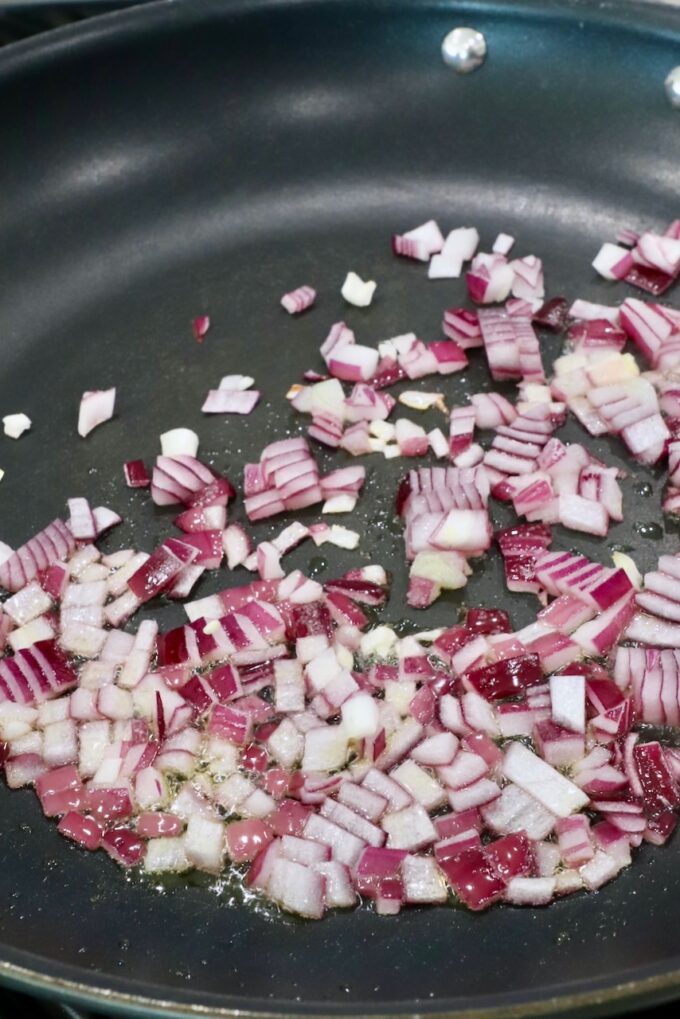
[428,227,479,279]
[568,299,620,325]
[341,272,377,308]
[202,390,260,414]
[223,525,251,569]
[428,428,449,459]
[9,616,55,651]
[341,692,380,739]
[492,233,515,255]
[612,551,642,589]
[322,494,357,514]
[160,428,199,457]
[444,226,479,262]
[219,374,255,391]
[78,388,116,438]
[93,506,122,537]
[549,675,585,733]
[324,525,360,549]
[502,743,589,817]
[3,581,51,626]
[3,413,31,439]
[428,252,463,279]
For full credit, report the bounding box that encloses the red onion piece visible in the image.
[320,322,355,365]
[67,498,96,541]
[127,541,198,602]
[466,254,514,306]
[192,315,210,342]
[592,243,634,281]
[464,654,544,701]
[429,340,468,375]
[124,460,150,489]
[102,827,146,867]
[0,519,74,594]
[633,742,680,817]
[0,639,77,705]
[624,262,675,296]
[344,383,394,423]
[510,255,545,301]
[58,811,102,850]
[633,232,680,276]
[392,220,444,262]
[154,455,223,507]
[617,227,641,247]
[568,319,626,352]
[620,298,673,366]
[187,476,235,508]
[465,608,511,635]
[328,344,380,383]
[437,847,506,911]
[477,309,522,380]
[533,297,568,332]
[442,308,482,349]
[281,285,316,315]
[174,504,227,533]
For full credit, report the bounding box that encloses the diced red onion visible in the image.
[281,285,316,315]
[124,460,150,489]
[392,220,444,262]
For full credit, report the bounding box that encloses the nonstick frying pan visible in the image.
[1,0,680,1015]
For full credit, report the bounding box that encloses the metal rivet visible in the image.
[665,66,680,109]
[441,27,487,74]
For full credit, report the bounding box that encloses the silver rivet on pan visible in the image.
[665,66,680,108]
[441,27,487,73]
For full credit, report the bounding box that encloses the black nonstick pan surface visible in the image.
[1,0,680,1015]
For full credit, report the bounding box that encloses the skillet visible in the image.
[1,0,680,1014]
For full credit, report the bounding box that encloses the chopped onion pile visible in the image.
[398,467,491,607]
[551,339,669,466]
[2,213,680,922]
[1,510,678,917]
[243,437,365,520]
[592,219,680,295]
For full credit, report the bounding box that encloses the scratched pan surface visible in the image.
[1,0,680,1015]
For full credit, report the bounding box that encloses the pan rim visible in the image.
[2,0,680,1015]
[4,953,680,1018]
[0,0,680,76]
